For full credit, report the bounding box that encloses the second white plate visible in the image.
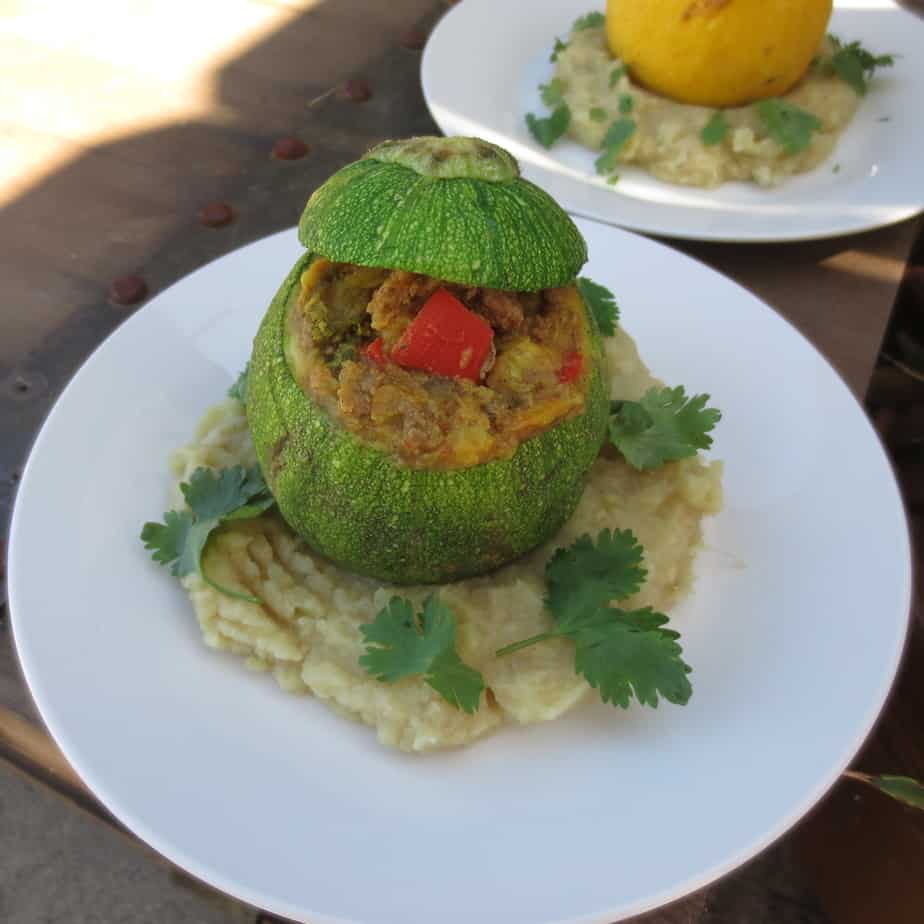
[422,0,924,242]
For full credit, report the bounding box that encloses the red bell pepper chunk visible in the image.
[364,337,387,366]
[557,351,583,384]
[391,288,494,382]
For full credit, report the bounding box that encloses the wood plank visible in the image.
[0,704,88,794]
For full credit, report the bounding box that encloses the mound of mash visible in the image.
[556,28,858,188]
[169,327,722,751]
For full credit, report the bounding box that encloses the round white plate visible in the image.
[9,221,911,924]
[422,0,924,242]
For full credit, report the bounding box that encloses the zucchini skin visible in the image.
[298,158,587,292]
[247,254,610,585]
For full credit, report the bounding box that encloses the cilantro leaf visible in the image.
[609,65,626,88]
[574,608,692,707]
[228,364,249,403]
[830,38,895,96]
[539,78,564,107]
[550,36,568,62]
[594,118,635,174]
[756,99,821,155]
[573,11,605,30]
[360,596,484,713]
[867,775,924,811]
[141,510,197,576]
[609,386,721,470]
[701,110,729,146]
[182,465,270,521]
[141,464,275,603]
[844,770,924,812]
[526,104,571,148]
[141,513,213,584]
[360,598,448,681]
[425,650,486,713]
[589,107,608,122]
[619,93,634,115]
[495,530,692,710]
[576,277,619,336]
[545,529,647,627]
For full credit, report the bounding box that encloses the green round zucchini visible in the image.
[247,254,610,585]
[297,137,587,291]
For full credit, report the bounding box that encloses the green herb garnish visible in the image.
[540,78,564,107]
[701,111,729,146]
[359,596,484,714]
[590,107,608,122]
[496,530,692,709]
[619,93,634,115]
[550,36,569,62]
[595,118,636,174]
[573,11,605,31]
[844,771,924,811]
[609,386,721,471]
[829,36,895,96]
[228,364,249,403]
[756,99,822,155]
[609,65,626,88]
[141,465,275,603]
[576,277,619,335]
[526,104,572,148]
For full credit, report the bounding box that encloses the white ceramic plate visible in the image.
[422,0,924,242]
[9,221,911,924]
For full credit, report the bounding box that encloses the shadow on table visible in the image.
[0,0,442,527]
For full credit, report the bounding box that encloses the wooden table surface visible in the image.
[1,2,922,922]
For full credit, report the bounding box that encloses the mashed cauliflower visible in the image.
[169,327,722,752]
[556,27,858,187]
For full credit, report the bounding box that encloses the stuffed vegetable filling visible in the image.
[284,258,591,469]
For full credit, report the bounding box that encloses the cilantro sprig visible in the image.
[701,111,729,146]
[829,35,895,96]
[528,51,573,147]
[359,596,484,713]
[539,78,564,107]
[844,771,924,812]
[573,11,605,31]
[756,100,822,155]
[595,118,635,174]
[609,386,721,471]
[576,277,619,335]
[141,465,275,603]
[496,530,693,708]
[360,531,693,713]
[228,364,249,403]
[526,105,572,148]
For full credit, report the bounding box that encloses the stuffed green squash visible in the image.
[141,134,724,751]
[246,136,611,584]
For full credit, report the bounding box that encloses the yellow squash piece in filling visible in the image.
[606,0,833,107]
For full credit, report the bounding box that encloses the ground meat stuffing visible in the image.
[289,260,589,469]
